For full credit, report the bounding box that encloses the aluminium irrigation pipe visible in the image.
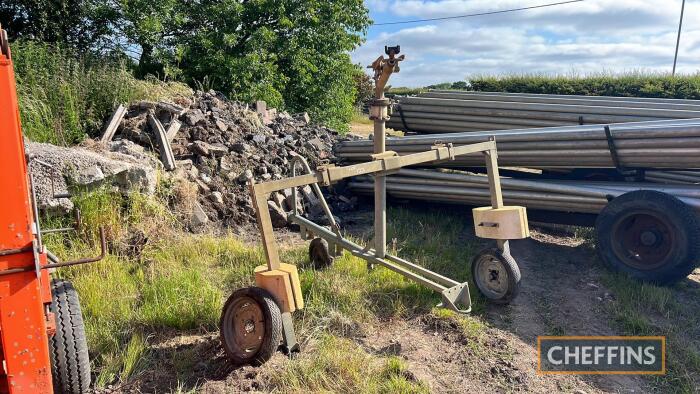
[428,90,700,105]
[420,91,700,111]
[387,92,700,133]
[346,169,700,215]
[336,120,700,169]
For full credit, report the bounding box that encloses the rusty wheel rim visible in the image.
[475,254,509,299]
[223,296,265,360]
[611,211,675,271]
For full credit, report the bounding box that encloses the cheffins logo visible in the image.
[537,336,665,374]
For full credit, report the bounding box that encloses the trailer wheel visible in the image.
[49,279,91,394]
[471,248,521,304]
[309,238,333,268]
[220,287,282,366]
[596,190,700,284]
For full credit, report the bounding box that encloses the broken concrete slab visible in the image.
[27,141,157,212]
[100,104,127,143]
[267,200,288,229]
[166,119,182,142]
[157,101,187,116]
[148,113,176,171]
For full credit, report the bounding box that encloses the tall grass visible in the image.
[12,41,191,145]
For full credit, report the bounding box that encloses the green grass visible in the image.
[12,40,191,145]
[43,188,490,390]
[351,110,373,125]
[265,335,428,393]
[601,272,700,392]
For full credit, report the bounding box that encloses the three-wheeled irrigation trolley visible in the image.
[219,47,531,366]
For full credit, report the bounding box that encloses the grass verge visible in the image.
[44,188,490,390]
[602,272,700,392]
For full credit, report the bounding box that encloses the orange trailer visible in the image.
[0,25,104,394]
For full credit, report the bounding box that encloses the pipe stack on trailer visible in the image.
[336,92,700,217]
[342,90,700,284]
[337,119,700,169]
[387,91,700,134]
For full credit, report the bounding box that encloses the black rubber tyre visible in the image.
[49,279,91,394]
[595,190,700,284]
[471,248,521,304]
[220,287,282,366]
[309,238,333,268]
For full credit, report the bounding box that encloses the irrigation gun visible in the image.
[218,47,530,366]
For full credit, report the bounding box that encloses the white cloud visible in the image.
[353,0,700,86]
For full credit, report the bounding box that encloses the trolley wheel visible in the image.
[220,287,282,366]
[596,190,700,284]
[471,248,521,304]
[49,279,91,394]
[309,238,333,268]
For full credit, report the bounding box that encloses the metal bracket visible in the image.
[604,125,625,171]
[317,164,336,186]
[439,283,472,314]
[280,311,300,356]
[371,151,401,175]
[431,143,456,161]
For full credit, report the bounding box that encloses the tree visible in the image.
[0,0,117,53]
[2,0,371,130]
[178,0,370,130]
[353,69,374,108]
[117,0,186,77]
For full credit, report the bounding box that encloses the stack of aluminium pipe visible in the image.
[336,119,700,169]
[387,91,700,134]
[644,170,700,185]
[347,169,700,215]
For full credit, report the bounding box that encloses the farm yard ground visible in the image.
[55,197,700,393]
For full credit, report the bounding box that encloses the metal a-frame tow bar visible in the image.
[218,46,530,367]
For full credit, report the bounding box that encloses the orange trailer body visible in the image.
[0,30,55,393]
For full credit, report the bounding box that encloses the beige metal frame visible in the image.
[246,47,520,355]
[250,140,500,271]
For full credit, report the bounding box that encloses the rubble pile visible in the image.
[113,91,347,230]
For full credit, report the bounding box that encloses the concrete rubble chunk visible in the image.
[166,119,182,142]
[183,109,206,126]
[208,144,229,157]
[190,140,210,156]
[190,202,209,229]
[77,165,105,185]
[267,200,288,229]
[270,192,286,209]
[215,119,228,132]
[252,134,266,144]
[301,185,323,216]
[283,190,303,214]
[294,112,311,124]
[27,141,157,212]
[211,191,224,204]
[238,169,253,183]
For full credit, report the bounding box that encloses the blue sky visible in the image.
[352,0,700,87]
